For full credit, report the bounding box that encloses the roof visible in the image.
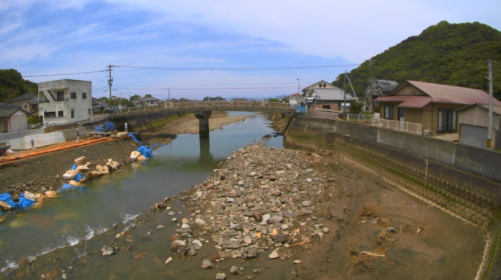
[8,93,37,103]
[457,103,501,115]
[303,80,331,89]
[0,106,29,118]
[309,88,352,101]
[375,80,501,108]
[289,93,302,97]
[142,96,160,101]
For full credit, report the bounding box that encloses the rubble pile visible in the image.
[167,144,334,263]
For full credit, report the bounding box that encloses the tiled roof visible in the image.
[0,106,29,118]
[8,93,36,103]
[376,81,501,108]
[310,88,352,101]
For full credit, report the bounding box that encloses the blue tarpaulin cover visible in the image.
[136,146,153,158]
[71,163,77,170]
[74,173,84,182]
[0,192,36,210]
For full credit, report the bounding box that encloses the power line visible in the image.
[23,70,107,77]
[115,64,360,71]
[115,86,297,90]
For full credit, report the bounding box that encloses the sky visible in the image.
[1,0,500,100]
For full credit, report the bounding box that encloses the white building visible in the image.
[38,79,92,126]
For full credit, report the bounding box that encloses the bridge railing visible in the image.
[115,101,291,115]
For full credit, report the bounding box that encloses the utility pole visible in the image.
[368,59,373,112]
[107,65,113,105]
[343,70,347,115]
[487,59,493,148]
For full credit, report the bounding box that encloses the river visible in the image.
[0,112,291,278]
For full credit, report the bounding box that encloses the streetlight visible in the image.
[297,78,300,95]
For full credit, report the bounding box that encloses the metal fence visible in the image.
[371,119,422,135]
[346,113,379,121]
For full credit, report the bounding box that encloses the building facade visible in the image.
[38,79,92,126]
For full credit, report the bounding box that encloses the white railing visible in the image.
[346,113,378,121]
[371,119,422,135]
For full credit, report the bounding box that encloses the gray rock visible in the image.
[216,273,227,280]
[230,266,239,274]
[269,215,284,224]
[223,239,241,249]
[202,259,213,269]
[302,201,312,207]
[243,247,259,258]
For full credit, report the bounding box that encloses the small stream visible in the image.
[0,112,286,274]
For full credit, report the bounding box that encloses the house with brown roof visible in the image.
[375,80,501,135]
[0,104,30,133]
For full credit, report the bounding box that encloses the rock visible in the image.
[209,252,221,261]
[195,218,206,226]
[62,169,79,180]
[268,249,279,259]
[101,245,115,256]
[223,239,241,249]
[215,273,226,280]
[230,266,239,274]
[302,201,312,207]
[201,259,213,269]
[269,215,283,224]
[253,211,263,222]
[130,151,141,160]
[170,240,186,252]
[238,180,244,186]
[261,214,271,224]
[243,247,258,259]
[165,257,173,264]
[244,236,252,245]
[168,211,175,216]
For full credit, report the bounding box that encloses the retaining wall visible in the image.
[285,116,501,280]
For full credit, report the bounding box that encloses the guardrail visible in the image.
[371,119,422,135]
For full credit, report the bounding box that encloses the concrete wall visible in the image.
[38,79,92,126]
[23,131,65,149]
[0,128,44,149]
[292,116,501,182]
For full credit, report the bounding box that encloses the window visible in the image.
[384,104,394,119]
[58,111,63,117]
[71,92,77,99]
[56,91,65,102]
[82,93,87,99]
[322,105,331,109]
[438,109,456,132]
[398,108,405,120]
[71,110,75,118]
[44,111,56,118]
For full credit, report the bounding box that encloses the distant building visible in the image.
[0,103,30,133]
[8,92,37,112]
[38,79,92,126]
[301,80,338,97]
[288,93,303,106]
[92,98,111,114]
[304,87,353,111]
[365,79,399,98]
[131,96,161,108]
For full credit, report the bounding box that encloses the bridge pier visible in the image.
[194,111,212,139]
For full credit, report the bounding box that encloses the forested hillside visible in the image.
[333,21,501,100]
[0,69,38,103]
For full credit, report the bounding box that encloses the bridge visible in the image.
[110,100,293,118]
[108,101,296,140]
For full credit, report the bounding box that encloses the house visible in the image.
[0,104,30,133]
[8,93,37,112]
[375,80,501,134]
[302,80,338,97]
[131,96,161,108]
[304,87,353,111]
[365,80,399,99]
[457,104,501,149]
[92,98,111,113]
[288,93,303,106]
[38,79,92,126]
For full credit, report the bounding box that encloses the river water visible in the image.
[0,112,293,278]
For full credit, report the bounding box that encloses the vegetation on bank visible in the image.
[333,21,501,100]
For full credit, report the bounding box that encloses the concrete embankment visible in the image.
[284,116,501,280]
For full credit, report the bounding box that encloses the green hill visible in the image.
[333,21,501,100]
[0,69,38,103]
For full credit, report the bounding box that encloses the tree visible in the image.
[130,95,141,101]
[27,113,39,125]
[349,100,364,114]
[144,94,152,98]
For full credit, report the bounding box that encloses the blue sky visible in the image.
[1,0,500,100]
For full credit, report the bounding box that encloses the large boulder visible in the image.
[106,159,120,171]
[130,151,141,160]
[63,169,79,180]
[74,156,86,165]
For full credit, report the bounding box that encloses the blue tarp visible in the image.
[71,163,77,170]
[58,183,75,192]
[136,145,153,158]
[75,173,84,182]
[0,192,36,210]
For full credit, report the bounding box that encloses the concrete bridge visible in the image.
[110,100,295,139]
